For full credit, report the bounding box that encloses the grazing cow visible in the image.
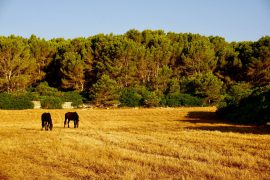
[64,112,79,128]
[41,113,53,131]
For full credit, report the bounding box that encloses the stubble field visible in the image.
[0,107,269,179]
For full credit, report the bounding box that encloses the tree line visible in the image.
[0,30,269,120]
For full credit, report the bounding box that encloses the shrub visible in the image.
[224,82,253,106]
[41,96,63,109]
[131,85,162,107]
[142,91,161,107]
[0,93,34,109]
[165,93,203,107]
[217,87,270,125]
[62,91,84,107]
[35,82,62,97]
[90,75,119,107]
[26,92,40,101]
[119,88,142,107]
[181,73,223,105]
[32,82,84,108]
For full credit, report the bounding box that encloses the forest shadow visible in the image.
[182,111,270,135]
[183,111,228,124]
[186,125,270,135]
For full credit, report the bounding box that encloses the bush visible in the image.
[32,82,84,108]
[180,73,223,105]
[35,82,62,97]
[62,91,84,107]
[90,75,120,107]
[224,82,253,106]
[26,92,40,101]
[41,96,63,109]
[0,93,34,109]
[142,91,161,107]
[132,86,162,107]
[165,93,203,107]
[217,87,270,125]
[119,88,142,107]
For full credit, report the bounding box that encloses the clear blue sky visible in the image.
[0,0,269,42]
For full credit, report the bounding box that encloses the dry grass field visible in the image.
[0,107,269,179]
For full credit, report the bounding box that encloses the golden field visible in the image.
[0,107,269,179]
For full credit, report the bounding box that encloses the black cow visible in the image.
[41,113,53,131]
[64,112,79,128]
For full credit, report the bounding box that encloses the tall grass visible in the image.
[0,107,269,179]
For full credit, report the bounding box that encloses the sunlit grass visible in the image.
[0,107,269,179]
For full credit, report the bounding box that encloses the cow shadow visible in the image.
[21,128,39,131]
[182,111,270,135]
[21,126,63,131]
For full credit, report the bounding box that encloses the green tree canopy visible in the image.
[0,36,37,93]
[90,74,119,107]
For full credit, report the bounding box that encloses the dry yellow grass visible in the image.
[0,107,269,179]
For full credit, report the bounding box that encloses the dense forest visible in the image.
[0,30,269,124]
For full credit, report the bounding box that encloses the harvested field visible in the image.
[0,107,269,179]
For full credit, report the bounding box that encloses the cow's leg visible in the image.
[74,120,76,128]
[45,122,48,131]
[49,120,52,131]
[68,119,70,128]
[50,122,53,131]
[64,118,67,128]
[41,120,45,130]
